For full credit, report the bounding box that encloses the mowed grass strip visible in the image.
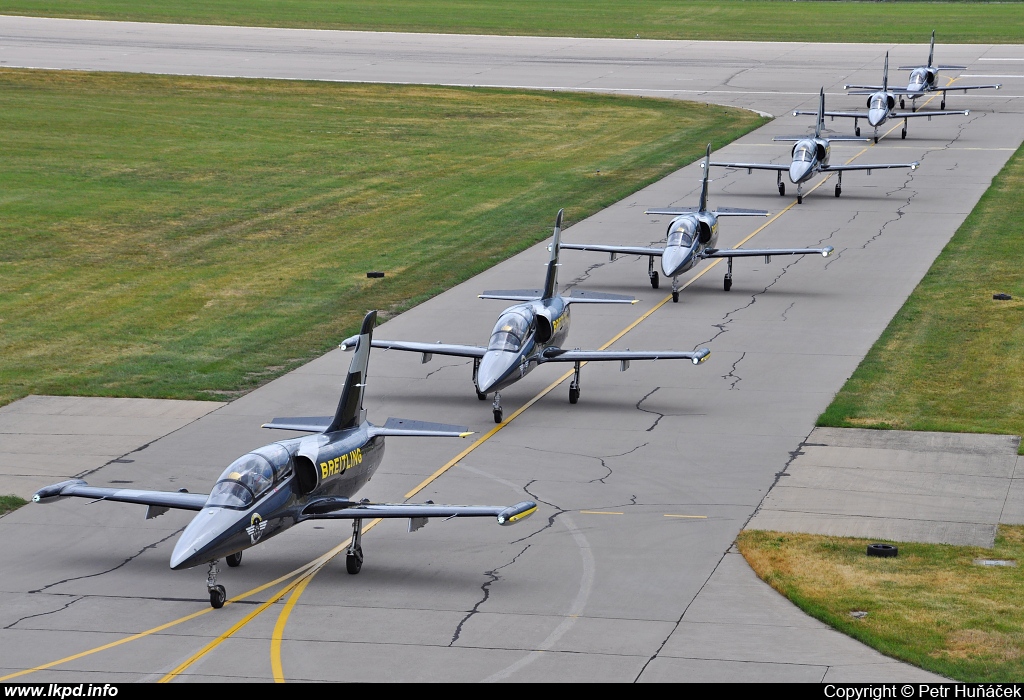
[0,495,28,517]
[0,69,764,407]
[738,528,1024,681]
[818,143,1024,445]
[0,0,1021,43]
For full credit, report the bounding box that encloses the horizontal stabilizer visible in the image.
[33,480,208,511]
[479,289,543,302]
[566,289,636,304]
[301,498,537,525]
[369,417,473,439]
[713,207,770,217]
[645,206,698,216]
[262,416,333,432]
[773,135,869,143]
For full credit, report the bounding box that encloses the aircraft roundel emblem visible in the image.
[246,513,267,544]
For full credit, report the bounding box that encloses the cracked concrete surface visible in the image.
[0,22,1018,682]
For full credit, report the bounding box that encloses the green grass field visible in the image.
[818,143,1024,449]
[1,0,1022,43]
[0,69,764,408]
[739,528,1024,682]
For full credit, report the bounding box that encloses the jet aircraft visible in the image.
[562,145,833,299]
[845,32,1000,111]
[708,91,920,203]
[342,210,711,423]
[32,311,536,608]
[802,53,968,143]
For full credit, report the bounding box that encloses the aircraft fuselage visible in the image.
[661,212,719,278]
[170,426,385,570]
[475,297,571,395]
[788,137,830,185]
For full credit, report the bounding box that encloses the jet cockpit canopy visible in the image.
[793,142,815,162]
[488,310,531,353]
[667,217,696,248]
[207,443,291,509]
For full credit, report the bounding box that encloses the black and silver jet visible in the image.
[32,311,536,608]
[562,145,834,300]
[808,52,968,143]
[846,31,1000,112]
[343,210,710,423]
[709,91,920,203]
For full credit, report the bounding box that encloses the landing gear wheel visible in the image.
[569,386,580,404]
[901,127,907,140]
[900,98,905,109]
[855,126,861,137]
[778,182,785,196]
[835,184,842,198]
[346,546,363,574]
[210,585,226,609]
[226,551,242,568]
[672,291,679,303]
[493,408,503,423]
[476,390,487,401]
[650,271,659,289]
[940,99,946,110]
[723,275,732,292]
[796,195,803,204]
[873,135,879,144]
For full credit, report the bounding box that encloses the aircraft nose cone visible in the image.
[789,161,813,184]
[477,352,515,394]
[661,246,692,277]
[868,108,887,127]
[170,508,225,570]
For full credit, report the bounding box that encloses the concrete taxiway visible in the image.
[0,18,1021,682]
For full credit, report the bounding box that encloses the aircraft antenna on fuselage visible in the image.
[326,310,376,432]
[698,143,711,212]
[542,209,564,300]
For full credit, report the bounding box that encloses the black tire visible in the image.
[226,551,242,568]
[873,136,879,144]
[855,126,861,137]
[210,585,226,609]
[346,547,363,574]
[866,543,898,558]
[835,185,841,198]
[723,276,732,292]
[778,182,785,196]
[941,100,946,110]
[493,408,503,423]
[901,129,907,140]
[569,386,580,404]
[671,291,679,303]
[797,195,803,204]
[900,98,905,109]
[476,391,487,401]
[650,271,659,289]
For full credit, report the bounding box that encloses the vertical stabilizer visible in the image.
[883,51,889,92]
[541,209,564,300]
[326,310,377,432]
[815,88,825,138]
[928,30,935,69]
[698,143,711,212]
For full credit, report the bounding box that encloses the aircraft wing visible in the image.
[300,497,537,526]
[794,109,867,119]
[33,479,209,517]
[703,246,834,259]
[369,417,472,439]
[823,162,919,173]
[539,347,711,365]
[560,242,665,257]
[368,338,486,358]
[941,84,1001,91]
[708,160,788,173]
[894,109,970,118]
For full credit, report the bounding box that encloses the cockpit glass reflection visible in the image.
[794,145,814,162]
[667,219,695,248]
[488,311,531,352]
[207,453,276,509]
[870,95,887,110]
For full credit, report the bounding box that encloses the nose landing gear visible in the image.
[671,275,680,302]
[796,181,804,204]
[207,561,226,609]
[492,393,503,423]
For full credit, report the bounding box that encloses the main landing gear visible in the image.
[724,257,733,292]
[854,118,861,138]
[900,97,905,109]
[777,171,785,197]
[207,561,226,609]
[569,361,581,404]
[473,358,487,401]
[648,256,659,289]
[941,91,946,110]
[226,551,242,567]
[492,393,503,423]
[835,171,843,198]
[346,518,364,574]
[901,118,908,140]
